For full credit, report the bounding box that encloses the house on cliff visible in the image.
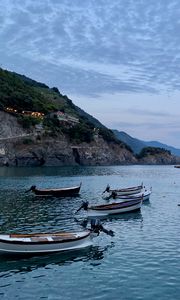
[49,111,79,127]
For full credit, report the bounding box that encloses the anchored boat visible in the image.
[77,198,142,217]
[25,183,82,197]
[0,220,114,255]
[0,231,91,254]
[103,188,152,202]
[102,183,143,196]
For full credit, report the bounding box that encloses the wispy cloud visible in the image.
[1,0,180,97]
[123,108,177,118]
[1,0,180,147]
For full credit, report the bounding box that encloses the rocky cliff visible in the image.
[0,111,137,166]
[1,67,179,167]
[1,111,180,166]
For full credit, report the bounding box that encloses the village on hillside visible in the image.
[5,106,79,132]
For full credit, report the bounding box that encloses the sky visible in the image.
[0,0,180,148]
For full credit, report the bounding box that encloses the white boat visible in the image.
[0,231,92,255]
[77,198,142,217]
[120,189,152,201]
[0,219,114,255]
[102,183,143,196]
[104,188,152,202]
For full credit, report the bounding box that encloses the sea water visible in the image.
[0,165,179,300]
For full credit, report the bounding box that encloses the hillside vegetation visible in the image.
[0,67,129,147]
[0,67,73,113]
[136,147,171,159]
[0,68,179,166]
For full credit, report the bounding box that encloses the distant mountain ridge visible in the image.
[113,130,180,157]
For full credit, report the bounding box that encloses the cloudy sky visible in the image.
[0,0,180,148]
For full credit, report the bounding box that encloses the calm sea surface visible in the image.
[0,165,179,300]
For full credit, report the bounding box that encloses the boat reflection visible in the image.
[0,244,112,275]
[75,211,143,234]
[84,210,143,222]
[105,211,144,229]
[105,210,143,222]
[75,209,143,230]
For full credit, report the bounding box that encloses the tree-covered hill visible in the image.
[136,147,171,159]
[0,67,130,147]
[1,68,179,166]
[0,67,73,113]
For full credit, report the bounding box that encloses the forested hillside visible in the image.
[0,67,128,146]
[1,67,178,167]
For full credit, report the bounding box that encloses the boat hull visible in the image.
[0,231,92,254]
[33,186,81,197]
[87,200,142,217]
[103,187,143,199]
[114,190,152,202]
[113,188,142,196]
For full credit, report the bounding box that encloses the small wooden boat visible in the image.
[0,230,92,255]
[0,221,114,255]
[102,183,143,196]
[104,188,152,202]
[26,183,82,197]
[119,189,151,201]
[77,198,142,217]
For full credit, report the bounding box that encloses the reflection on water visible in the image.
[0,166,120,178]
[104,210,143,222]
[0,244,114,276]
[0,188,82,233]
[0,165,180,300]
[82,210,144,224]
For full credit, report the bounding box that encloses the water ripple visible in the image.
[0,165,180,300]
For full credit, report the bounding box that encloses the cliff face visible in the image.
[1,111,179,166]
[0,111,29,138]
[0,135,137,167]
[0,111,136,166]
[1,67,180,167]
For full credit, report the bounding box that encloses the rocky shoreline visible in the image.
[0,111,179,167]
[0,135,137,167]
